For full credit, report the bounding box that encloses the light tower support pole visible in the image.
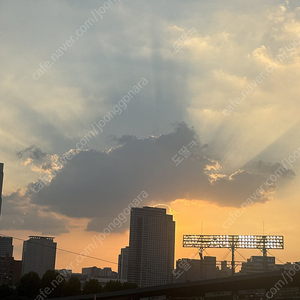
[231,236,235,276]
[262,236,268,272]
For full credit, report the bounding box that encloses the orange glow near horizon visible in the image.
[3,186,300,274]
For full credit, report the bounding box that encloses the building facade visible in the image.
[240,256,276,275]
[219,260,231,277]
[0,236,13,257]
[175,256,217,282]
[0,254,22,286]
[22,236,57,277]
[82,266,118,279]
[118,246,129,280]
[127,207,175,287]
[0,163,3,216]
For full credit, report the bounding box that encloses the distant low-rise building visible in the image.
[95,277,127,286]
[218,260,231,278]
[82,266,100,278]
[175,256,217,282]
[203,256,217,279]
[275,261,300,271]
[240,256,276,275]
[57,269,72,278]
[82,266,117,280]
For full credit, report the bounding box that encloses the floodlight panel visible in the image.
[183,235,284,250]
[183,235,231,248]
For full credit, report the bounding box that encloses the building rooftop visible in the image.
[28,236,55,240]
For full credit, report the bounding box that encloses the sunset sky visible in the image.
[1,0,300,273]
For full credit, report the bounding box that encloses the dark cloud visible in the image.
[209,170,273,206]
[16,145,60,175]
[0,190,69,235]
[17,145,47,165]
[243,160,296,180]
[27,123,275,232]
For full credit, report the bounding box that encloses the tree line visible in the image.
[0,270,138,300]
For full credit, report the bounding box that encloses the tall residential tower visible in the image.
[128,207,175,287]
[22,236,57,277]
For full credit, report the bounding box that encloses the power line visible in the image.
[236,250,247,261]
[221,249,231,261]
[267,250,284,264]
[0,233,117,266]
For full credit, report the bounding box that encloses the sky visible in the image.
[1,0,300,273]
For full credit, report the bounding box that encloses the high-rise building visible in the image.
[0,236,13,257]
[22,236,57,277]
[118,246,129,280]
[0,163,4,216]
[127,207,175,287]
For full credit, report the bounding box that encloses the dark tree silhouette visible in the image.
[103,280,123,292]
[16,272,40,298]
[0,284,16,298]
[63,276,81,296]
[122,281,138,290]
[40,270,66,298]
[82,279,102,294]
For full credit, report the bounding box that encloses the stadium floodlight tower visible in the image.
[183,235,284,276]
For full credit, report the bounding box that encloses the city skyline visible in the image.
[1,0,300,276]
[2,215,296,281]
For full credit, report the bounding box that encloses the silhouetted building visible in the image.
[22,236,57,277]
[82,266,117,279]
[57,269,72,278]
[203,256,217,279]
[0,236,13,257]
[128,207,175,287]
[102,267,117,278]
[275,261,300,272]
[175,258,200,282]
[0,163,3,216]
[0,254,22,286]
[118,246,129,280]
[175,256,217,282]
[219,260,231,277]
[82,266,99,278]
[240,256,275,275]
